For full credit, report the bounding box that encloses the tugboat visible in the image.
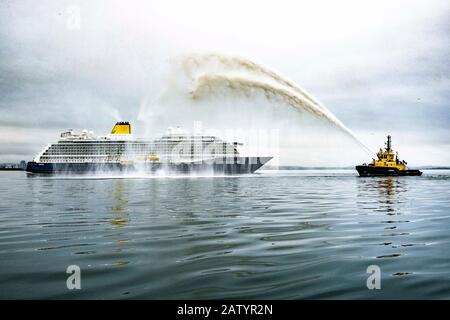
[356,135,422,177]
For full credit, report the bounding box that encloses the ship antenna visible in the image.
[387,135,391,151]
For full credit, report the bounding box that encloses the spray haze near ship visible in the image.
[138,53,372,166]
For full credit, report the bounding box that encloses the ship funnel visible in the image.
[111,122,131,134]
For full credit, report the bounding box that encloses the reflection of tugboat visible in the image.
[356,135,422,177]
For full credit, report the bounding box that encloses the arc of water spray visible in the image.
[183,54,374,156]
[184,53,330,115]
[192,74,336,125]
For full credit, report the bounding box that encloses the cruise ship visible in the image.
[26,122,272,174]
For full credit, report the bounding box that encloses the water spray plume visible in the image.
[192,74,335,124]
[183,53,374,156]
[184,53,323,108]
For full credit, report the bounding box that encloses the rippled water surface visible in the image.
[1,170,450,299]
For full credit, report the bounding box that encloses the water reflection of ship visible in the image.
[357,177,416,275]
[109,180,130,268]
[111,180,130,227]
[375,177,407,214]
[357,176,407,214]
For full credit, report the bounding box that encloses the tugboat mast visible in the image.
[386,135,391,151]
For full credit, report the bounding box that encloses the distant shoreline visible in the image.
[1,166,449,172]
[263,166,450,170]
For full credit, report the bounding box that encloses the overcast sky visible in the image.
[0,0,449,165]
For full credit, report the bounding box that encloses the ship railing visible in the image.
[34,144,52,162]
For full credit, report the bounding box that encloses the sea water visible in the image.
[0,169,449,299]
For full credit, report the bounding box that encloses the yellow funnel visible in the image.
[111,122,131,134]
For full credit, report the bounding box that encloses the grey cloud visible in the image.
[0,0,449,164]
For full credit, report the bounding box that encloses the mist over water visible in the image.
[137,53,373,166]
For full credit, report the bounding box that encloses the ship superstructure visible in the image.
[26,122,272,174]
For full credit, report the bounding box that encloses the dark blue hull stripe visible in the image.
[26,158,271,174]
